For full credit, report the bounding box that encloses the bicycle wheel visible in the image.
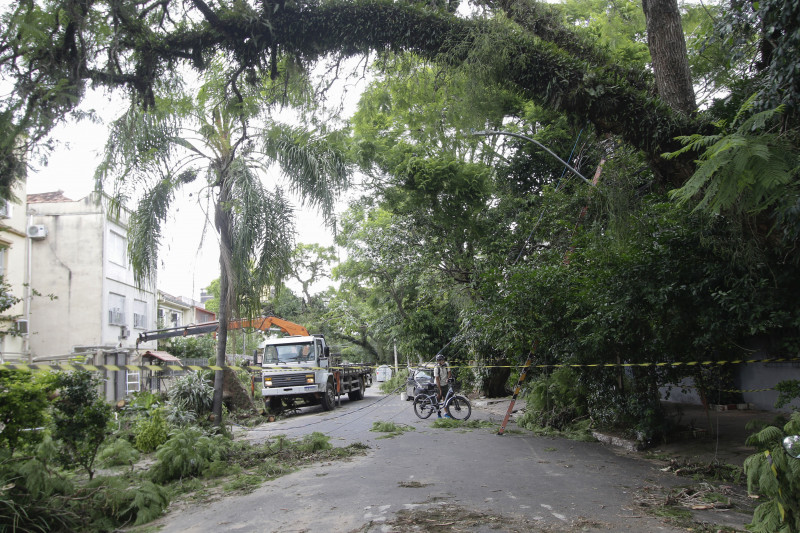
[445,395,471,421]
[413,395,436,419]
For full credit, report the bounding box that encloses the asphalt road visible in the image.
[146,384,741,532]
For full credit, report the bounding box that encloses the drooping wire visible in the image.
[512,128,583,265]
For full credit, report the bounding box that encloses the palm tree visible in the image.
[97,61,348,424]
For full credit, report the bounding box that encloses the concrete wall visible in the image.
[661,362,800,413]
[29,195,106,356]
[738,362,800,412]
[28,193,157,359]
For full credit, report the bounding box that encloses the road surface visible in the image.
[146,384,748,532]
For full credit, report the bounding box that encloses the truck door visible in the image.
[315,338,326,367]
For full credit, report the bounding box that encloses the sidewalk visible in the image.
[652,402,784,465]
[473,396,784,465]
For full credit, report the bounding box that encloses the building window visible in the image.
[170,311,181,328]
[108,231,127,266]
[0,246,6,277]
[108,293,126,325]
[133,300,147,329]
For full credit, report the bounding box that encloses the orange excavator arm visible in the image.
[227,316,309,336]
[136,315,309,346]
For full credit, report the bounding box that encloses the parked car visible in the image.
[405,367,437,400]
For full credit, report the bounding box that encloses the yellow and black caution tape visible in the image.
[1,356,797,374]
[449,357,800,369]
[0,363,373,373]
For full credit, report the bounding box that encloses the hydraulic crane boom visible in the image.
[136,315,309,346]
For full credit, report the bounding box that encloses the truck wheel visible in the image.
[321,381,336,411]
[348,378,365,401]
[268,397,282,413]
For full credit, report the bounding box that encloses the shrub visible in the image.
[126,390,163,412]
[149,427,230,484]
[81,476,169,528]
[97,437,140,468]
[0,369,56,453]
[744,412,800,533]
[163,335,216,360]
[0,436,76,532]
[51,370,112,479]
[163,397,198,427]
[169,371,213,416]
[518,367,586,431]
[134,410,169,453]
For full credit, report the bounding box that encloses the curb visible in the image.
[592,431,644,452]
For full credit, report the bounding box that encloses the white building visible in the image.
[157,290,216,329]
[26,191,158,400]
[0,179,31,362]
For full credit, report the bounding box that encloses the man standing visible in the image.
[433,354,451,418]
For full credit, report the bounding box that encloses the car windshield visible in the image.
[263,342,314,364]
[414,370,432,384]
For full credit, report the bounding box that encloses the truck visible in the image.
[257,333,372,412]
[136,315,372,412]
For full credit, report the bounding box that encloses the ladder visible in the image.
[126,370,141,395]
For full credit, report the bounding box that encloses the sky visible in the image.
[25,83,364,301]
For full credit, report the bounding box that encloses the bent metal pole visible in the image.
[498,343,536,436]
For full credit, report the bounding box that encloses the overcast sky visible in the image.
[25,86,362,302]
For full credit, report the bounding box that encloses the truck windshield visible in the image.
[263,342,314,364]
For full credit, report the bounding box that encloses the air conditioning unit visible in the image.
[27,225,48,239]
[15,319,28,334]
[0,201,11,218]
[119,325,129,339]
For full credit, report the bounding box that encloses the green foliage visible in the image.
[163,335,217,360]
[775,381,800,410]
[82,476,169,528]
[127,390,164,412]
[0,275,21,319]
[666,96,798,216]
[370,421,415,438]
[296,432,332,453]
[379,368,409,394]
[51,370,113,479]
[744,413,800,532]
[0,369,55,453]
[169,371,214,416]
[163,397,199,427]
[0,436,75,532]
[150,427,230,484]
[134,409,169,453]
[97,437,140,468]
[519,367,586,431]
[708,0,800,118]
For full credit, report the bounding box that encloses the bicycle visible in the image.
[413,378,471,420]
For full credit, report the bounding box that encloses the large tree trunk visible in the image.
[642,0,697,116]
[212,181,234,426]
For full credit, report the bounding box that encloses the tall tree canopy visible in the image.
[3,0,707,193]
